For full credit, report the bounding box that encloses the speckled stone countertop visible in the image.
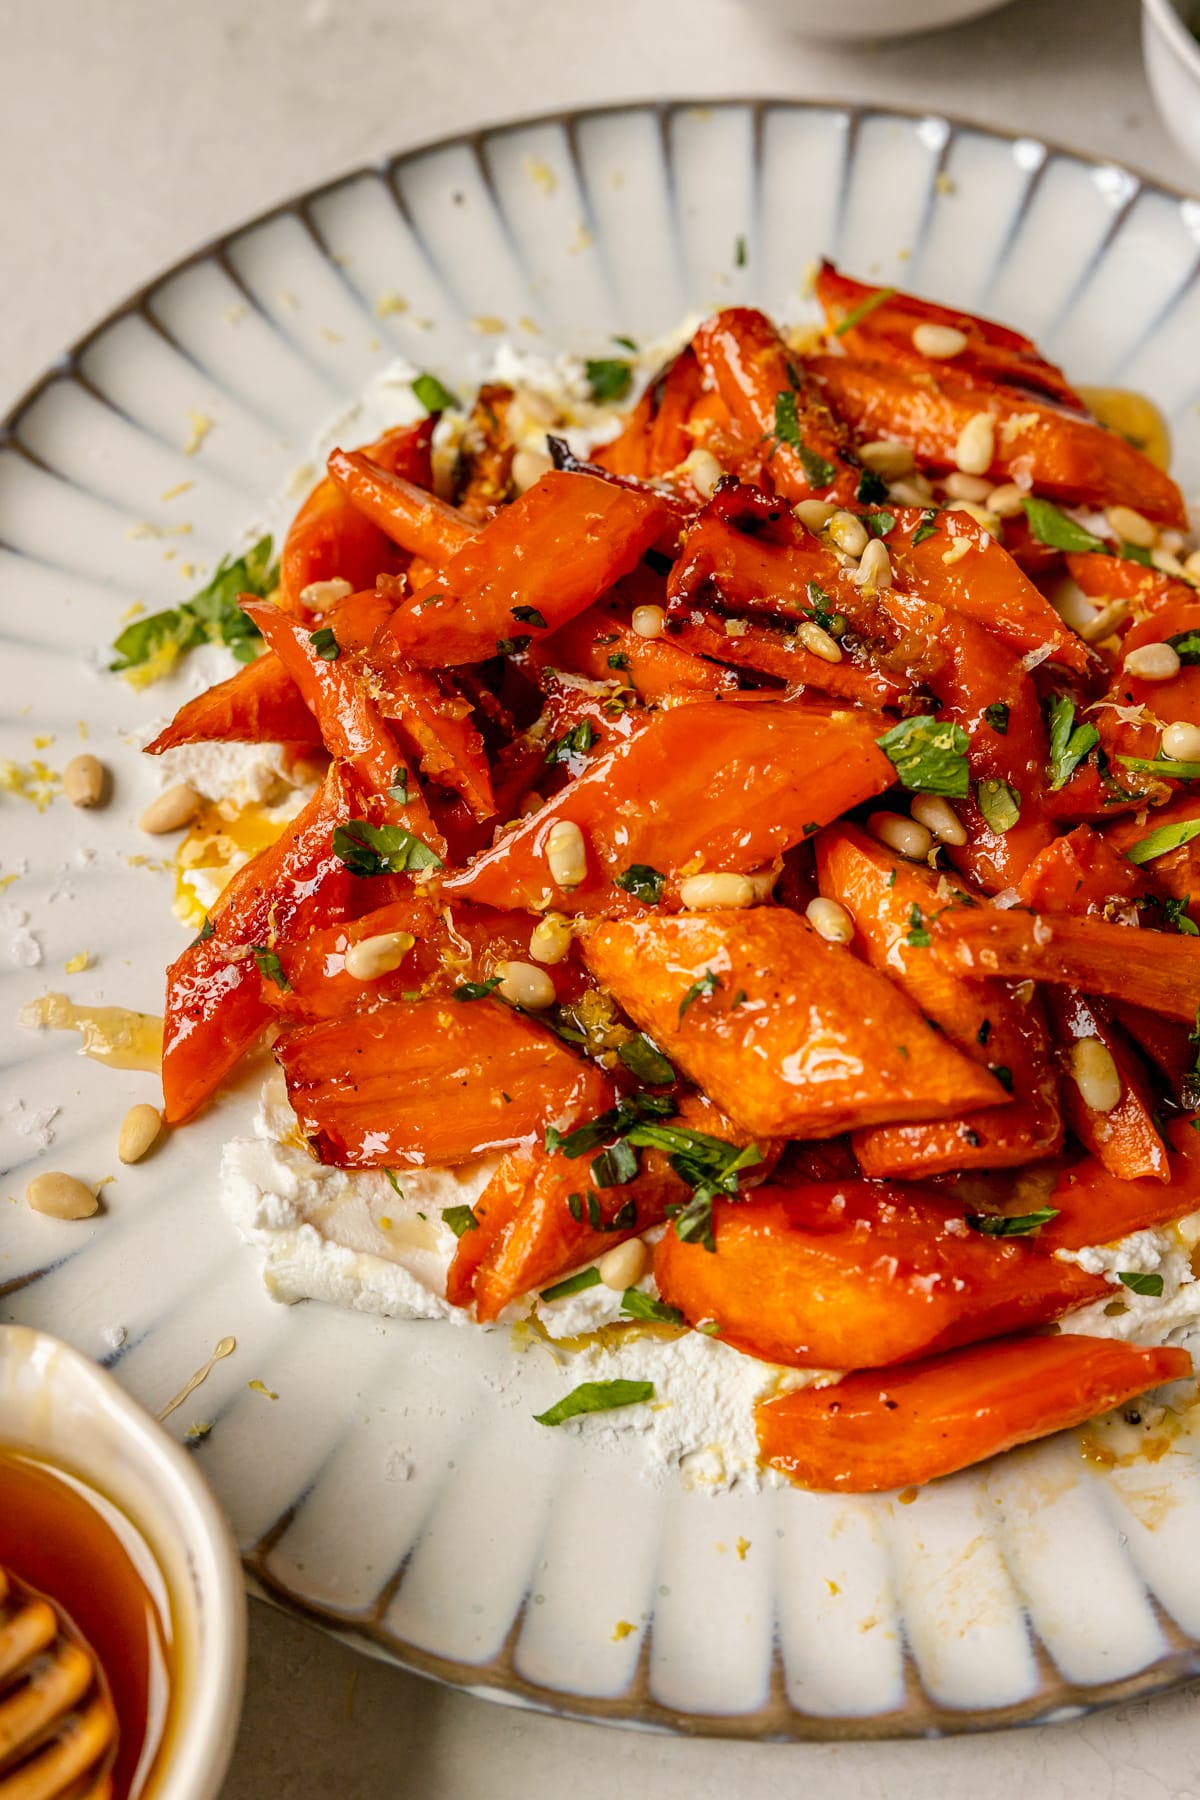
[4,0,1200,1792]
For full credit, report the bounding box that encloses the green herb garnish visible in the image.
[1021,497,1105,554]
[1117,1271,1164,1296]
[983,703,1010,735]
[617,1034,676,1086]
[511,605,548,628]
[250,945,289,989]
[332,819,442,876]
[495,634,531,657]
[614,863,665,905]
[856,468,888,505]
[977,779,1021,834]
[965,1207,1059,1237]
[1165,896,1200,936]
[545,719,596,764]
[533,1378,654,1427]
[678,968,720,1022]
[308,626,340,660]
[585,359,633,403]
[834,286,896,336]
[1126,817,1200,865]
[109,536,276,680]
[384,1169,405,1197]
[441,1204,479,1237]
[906,903,931,948]
[734,234,747,268]
[590,1140,641,1189]
[620,1289,684,1325]
[773,391,836,489]
[866,510,897,538]
[1047,693,1100,790]
[540,1267,603,1302]
[452,976,503,1001]
[876,714,970,799]
[387,765,410,805]
[911,509,940,546]
[412,372,459,412]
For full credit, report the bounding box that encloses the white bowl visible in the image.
[749,0,1012,41]
[1144,0,1200,168]
[0,1326,246,1800]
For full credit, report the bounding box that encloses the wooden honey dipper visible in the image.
[0,1566,116,1800]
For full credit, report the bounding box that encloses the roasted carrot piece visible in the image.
[143,653,322,755]
[692,308,860,504]
[535,598,739,700]
[161,762,357,1122]
[810,354,1187,526]
[583,909,1009,1140]
[885,506,1088,674]
[240,599,445,854]
[279,421,434,611]
[454,383,517,521]
[1110,1003,1195,1089]
[1045,989,1169,1183]
[363,653,495,820]
[443,699,895,916]
[813,262,1084,410]
[593,349,706,480]
[653,1182,1104,1370]
[756,1335,1192,1492]
[667,490,861,622]
[930,905,1200,1021]
[816,824,1062,1176]
[1102,794,1200,926]
[454,1092,753,1320]
[275,996,612,1169]
[326,447,477,566]
[1065,551,1195,615]
[375,470,674,668]
[1018,824,1150,918]
[667,613,905,706]
[1039,1113,1200,1250]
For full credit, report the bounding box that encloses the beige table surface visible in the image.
[5,0,1200,1792]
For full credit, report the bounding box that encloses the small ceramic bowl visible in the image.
[1143,0,1200,168]
[749,0,1012,41]
[0,1325,246,1800]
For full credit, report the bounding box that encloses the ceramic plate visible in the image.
[6,100,1200,1740]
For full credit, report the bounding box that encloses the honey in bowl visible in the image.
[0,1447,176,1799]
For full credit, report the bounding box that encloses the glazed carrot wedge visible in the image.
[810,354,1187,526]
[536,600,739,700]
[454,383,517,521]
[885,507,1088,675]
[930,906,1200,1021]
[326,447,477,565]
[593,348,706,480]
[692,308,860,504]
[668,613,906,706]
[240,600,445,853]
[653,1183,1104,1370]
[1018,824,1151,917]
[143,653,322,754]
[583,909,1009,1139]
[275,997,612,1168]
[1065,551,1196,614]
[755,1336,1192,1492]
[453,1092,755,1319]
[874,583,1054,891]
[364,654,495,820]
[667,493,866,624]
[161,762,357,1122]
[1039,1113,1200,1250]
[279,420,435,611]
[443,699,894,915]
[1102,795,1200,925]
[1110,1003,1195,1088]
[1045,989,1169,1182]
[816,824,1062,1175]
[813,262,1084,410]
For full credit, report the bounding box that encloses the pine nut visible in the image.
[496,960,557,1009]
[911,794,968,846]
[681,448,723,499]
[117,1102,163,1164]
[25,1172,98,1220]
[796,620,844,662]
[942,471,993,503]
[1078,599,1130,644]
[138,783,202,835]
[529,913,573,964]
[598,1237,648,1289]
[806,895,855,943]
[854,538,893,590]
[913,322,968,359]
[1070,1037,1122,1113]
[1124,642,1181,681]
[298,576,353,612]
[63,753,107,809]
[1105,504,1158,550]
[512,448,553,494]
[986,482,1027,518]
[1161,721,1200,762]
[858,440,914,480]
[946,499,1001,535]
[954,412,996,477]
[1160,530,1186,557]
[678,872,756,909]
[344,930,415,981]
[793,499,837,533]
[631,605,666,639]
[828,511,869,557]
[1152,547,1186,578]
[869,812,933,861]
[546,820,588,889]
[888,476,934,507]
[1185,551,1200,582]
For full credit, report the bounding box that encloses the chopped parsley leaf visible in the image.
[585,359,633,404]
[191,914,215,948]
[452,976,503,1001]
[906,903,931,948]
[412,372,459,413]
[387,765,410,805]
[856,468,889,505]
[617,1033,676,1086]
[250,945,288,989]
[977,1018,992,1046]
[533,1379,654,1427]
[983,702,1010,735]
[590,1140,641,1188]
[834,286,896,335]
[866,509,897,538]
[678,968,720,1022]
[511,605,548,628]
[773,391,836,489]
[876,714,970,799]
[308,626,340,660]
[989,1064,1015,1093]
[441,1204,479,1237]
[977,778,1021,835]
[911,509,940,546]
[1168,630,1200,666]
[1165,896,1200,937]
[1046,693,1100,790]
[109,536,276,681]
[1021,497,1105,554]
[607,651,630,671]
[966,1207,1059,1237]
[545,719,596,764]
[620,1289,684,1325]
[332,819,443,876]
[1126,817,1200,865]
[734,234,747,268]
[495,634,532,657]
[1117,1270,1164,1296]
[540,1266,603,1301]
[614,863,665,905]
[384,1169,405,1197]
